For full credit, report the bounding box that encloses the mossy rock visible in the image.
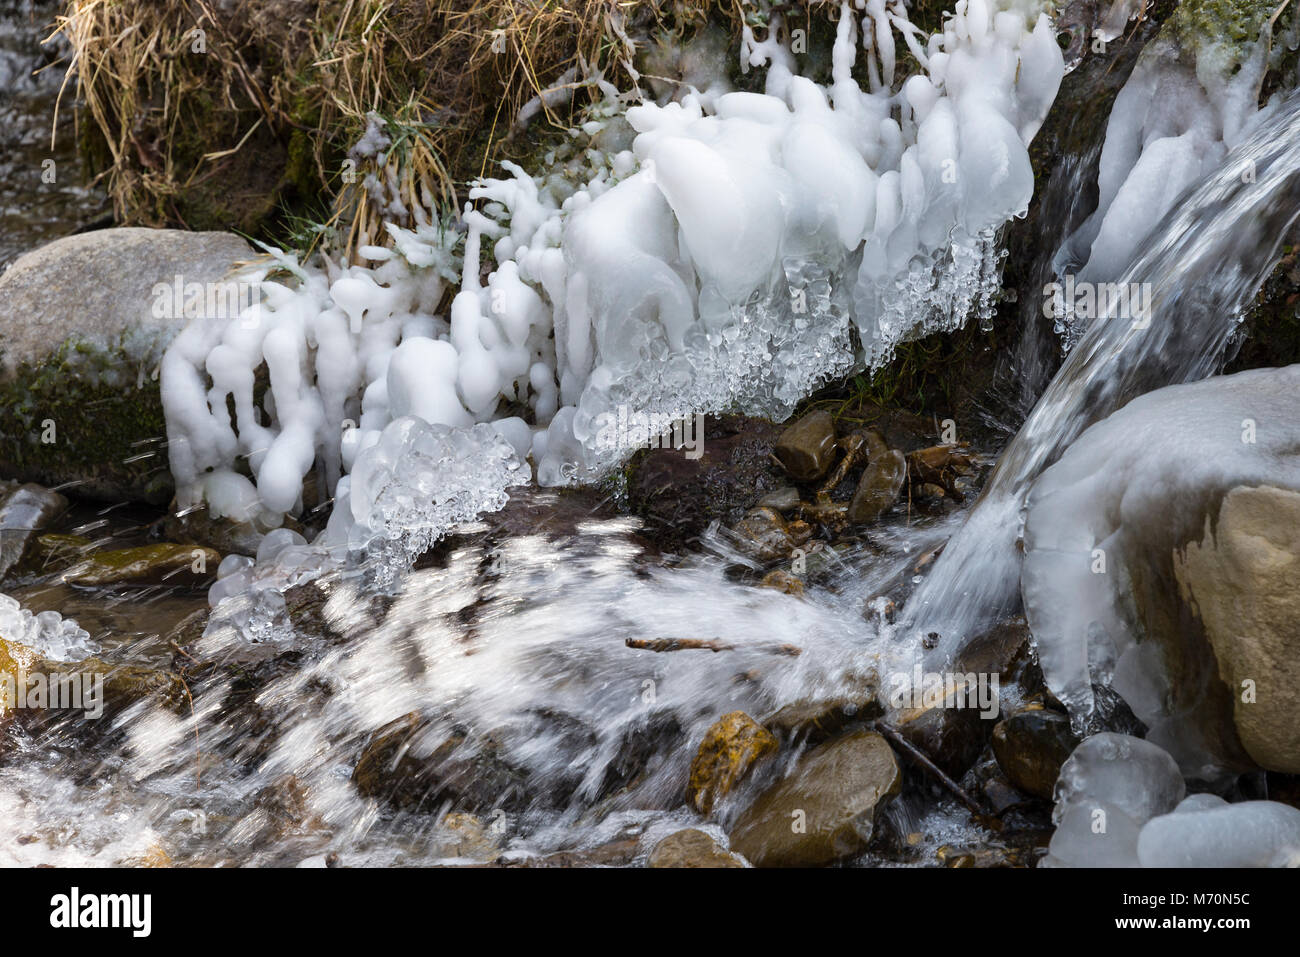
[0,228,256,505]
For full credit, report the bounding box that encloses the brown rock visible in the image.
[729,731,901,867]
[648,829,748,868]
[848,436,906,523]
[687,710,779,814]
[774,410,838,481]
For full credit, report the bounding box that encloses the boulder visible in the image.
[728,731,901,867]
[0,228,256,504]
[1175,485,1300,773]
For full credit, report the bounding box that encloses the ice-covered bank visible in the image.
[160,0,1063,554]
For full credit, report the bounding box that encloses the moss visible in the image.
[0,338,173,505]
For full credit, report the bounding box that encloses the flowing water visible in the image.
[907,92,1300,668]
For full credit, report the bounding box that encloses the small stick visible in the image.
[624,638,801,657]
[876,723,989,820]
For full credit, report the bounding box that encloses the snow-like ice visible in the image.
[160,0,1062,549]
[1046,733,1300,867]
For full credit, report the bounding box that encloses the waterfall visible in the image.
[907,91,1300,663]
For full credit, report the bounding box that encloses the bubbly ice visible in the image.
[1052,733,1186,828]
[0,592,96,662]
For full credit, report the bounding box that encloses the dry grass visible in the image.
[53,1,848,259]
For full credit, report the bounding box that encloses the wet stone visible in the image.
[774,410,838,481]
[992,709,1081,800]
[647,829,748,868]
[687,710,779,815]
[729,731,901,867]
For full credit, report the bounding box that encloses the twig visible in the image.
[624,637,801,656]
[877,723,988,819]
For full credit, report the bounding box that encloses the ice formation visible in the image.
[1137,797,1300,867]
[160,0,1063,551]
[1021,365,1300,767]
[0,592,95,662]
[1045,733,1300,868]
[1054,0,1283,297]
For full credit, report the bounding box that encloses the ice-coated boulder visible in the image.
[1021,364,1300,779]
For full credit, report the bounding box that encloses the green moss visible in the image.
[0,338,173,505]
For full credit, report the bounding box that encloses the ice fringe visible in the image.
[160,0,1063,560]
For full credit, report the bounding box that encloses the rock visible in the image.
[438,812,503,862]
[731,507,812,563]
[762,672,882,743]
[687,711,779,815]
[905,444,975,499]
[648,829,748,868]
[992,710,1081,799]
[756,486,800,511]
[0,228,255,504]
[773,410,838,481]
[0,482,68,579]
[163,506,270,558]
[60,543,221,587]
[351,713,530,813]
[728,731,901,867]
[758,569,804,597]
[847,435,906,523]
[1175,485,1300,773]
[626,416,786,548]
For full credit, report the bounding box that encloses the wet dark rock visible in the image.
[625,416,785,549]
[892,699,990,781]
[773,409,838,481]
[648,829,748,868]
[351,714,531,814]
[0,482,68,579]
[686,710,779,815]
[1084,682,1148,737]
[729,731,901,867]
[847,435,907,523]
[991,709,1080,800]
